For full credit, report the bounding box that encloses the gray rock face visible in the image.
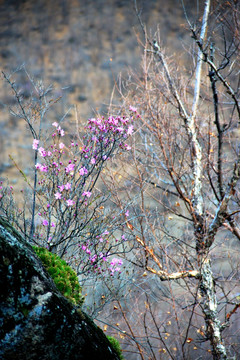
[0,217,120,360]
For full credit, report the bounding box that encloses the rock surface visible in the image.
[0,217,120,360]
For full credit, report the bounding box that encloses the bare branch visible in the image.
[146,266,200,281]
[208,155,240,247]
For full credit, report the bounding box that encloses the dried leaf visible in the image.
[127,222,134,230]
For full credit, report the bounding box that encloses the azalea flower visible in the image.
[65,182,71,190]
[38,147,47,157]
[32,139,39,150]
[129,105,137,112]
[54,192,62,200]
[127,125,134,136]
[79,167,88,176]
[39,165,48,172]
[82,191,92,198]
[65,163,75,174]
[110,258,123,266]
[66,199,74,206]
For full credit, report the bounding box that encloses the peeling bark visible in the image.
[200,257,227,360]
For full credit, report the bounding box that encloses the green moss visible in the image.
[20,306,30,317]
[33,246,84,307]
[107,336,124,360]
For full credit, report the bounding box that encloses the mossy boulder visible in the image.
[0,216,121,360]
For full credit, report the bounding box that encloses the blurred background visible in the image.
[0,0,198,189]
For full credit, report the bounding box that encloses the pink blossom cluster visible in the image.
[52,121,65,137]
[33,112,135,178]
[30,110,136,272]
[80,240,123,275]
[87,114,134,151]
[88,115,133,135]
[109,257,123,275]
[78,226,124,275]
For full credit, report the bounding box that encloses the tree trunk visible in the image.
[200,256,227,360]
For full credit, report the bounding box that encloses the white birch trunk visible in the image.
[200,257,227,359]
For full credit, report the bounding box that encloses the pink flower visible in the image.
[54,192,62,200]
[116,127,124,133]
[51,222,55,227]
[35,163,41,169]
[120,117,129,124]
[39,165,48,172]
[65,182,71,190]
[66,199,75,206]
[127,125,134,136]
[59,142,65,149]
[82,191,92,198]
[90,255,97,264]
[32,139,39,150]
[59,129,65,137]
[110,258,118,266]
[125,144,131,151]
[109,258,123,274]
[38,147,47,157]
[79,167,88,176]
[125,210,129,217]
[52,122,59,127]
[90,158,96,165]
[65,163,75,174]
[129,106,137,112]
[42,219,49,226]
[58,185,65,192]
